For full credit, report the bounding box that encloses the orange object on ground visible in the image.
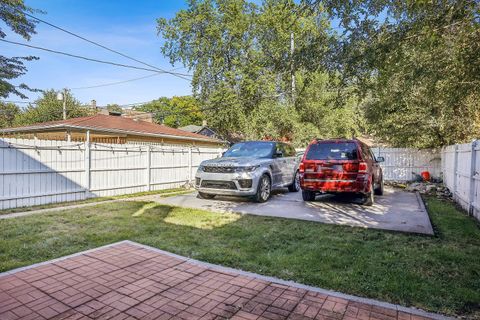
[421,171,431,181]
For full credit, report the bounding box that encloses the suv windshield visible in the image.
[306,142,358,160]
[223,142,275,158]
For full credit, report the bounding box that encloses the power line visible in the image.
[0,39,192,80]
[15,9,192,81]
[70,73,161,90]
[69,66,188,90]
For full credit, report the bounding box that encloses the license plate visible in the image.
[318,165,342,172]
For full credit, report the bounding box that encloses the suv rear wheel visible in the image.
[288,171,300,192]
[374,176,384,196]
[362,191,374,206]
[253,174,271,203]
[198,192,216,199]
[302,190,316,201]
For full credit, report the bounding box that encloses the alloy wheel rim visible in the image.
[295,172,300,190]
[260,177,270,200]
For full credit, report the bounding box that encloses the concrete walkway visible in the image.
[153,187,434,234]
[0,241,451,320]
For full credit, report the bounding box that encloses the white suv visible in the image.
[195,141,300,202]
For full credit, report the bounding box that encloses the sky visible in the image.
[1,0,192,107]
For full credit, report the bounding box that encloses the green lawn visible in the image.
[0,197,479,318]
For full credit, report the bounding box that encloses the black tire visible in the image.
[253,174,271,203]
[374,176,384,196]
[288,171,300,192]
[362,191,374,206]
[198,192,216,199]
[302,190,316,201]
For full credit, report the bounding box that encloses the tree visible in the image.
[159,0,480,147]
[13,89,92,126]
[0,101,20,128]
[106,104,123,113]
[157,0,338,145]
[0,0,40,98]
[316,0,480,147]
[135,96,203,128]
[294,72,365,140]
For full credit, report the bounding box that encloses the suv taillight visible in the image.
[342,163,359,172]
[358,162,368,173]
[299,162,305,173]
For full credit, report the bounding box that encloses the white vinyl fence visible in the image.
[371,147,441,181]
[297,147,441,182]
[442,141,480,220]
[2,137,476,219]
[0,138,223,210]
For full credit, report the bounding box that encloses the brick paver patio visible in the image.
[0,241,441,320]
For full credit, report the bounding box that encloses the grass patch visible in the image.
[0,196,479,317]
[0,188,191,215]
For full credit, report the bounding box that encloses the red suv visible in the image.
[299,139,384,205]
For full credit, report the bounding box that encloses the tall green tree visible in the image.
[135,96,203,128]
[0,0,40,98]
[13,89,92,126]
[0,101,20,128]
[159,0,480,147]
[106,104,123,114]
[158,0,339,145]
[317,0,480,147]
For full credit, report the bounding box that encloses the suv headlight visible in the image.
[235,166,258,173]
[198,165,205,172]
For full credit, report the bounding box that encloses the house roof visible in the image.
[178,125,203,133]
[0,114,223,144]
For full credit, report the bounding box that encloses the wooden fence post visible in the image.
[469,140,478,216]
[146,146,151,191]
[84,130,91,197]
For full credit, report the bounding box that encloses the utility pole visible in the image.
[62,88,67,120]
[56,88,68,120]
[290,32,295,99]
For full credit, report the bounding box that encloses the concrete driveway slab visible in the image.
[153,187,434,235]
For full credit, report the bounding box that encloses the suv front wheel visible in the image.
[253,174,271,203]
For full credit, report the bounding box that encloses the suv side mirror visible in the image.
[274,151,283,158]
[376,156,385,162]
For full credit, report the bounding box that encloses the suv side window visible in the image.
[360,143,372,160]
[275,143,284,157]
[283,143,295,157]
[289,144,296,157]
